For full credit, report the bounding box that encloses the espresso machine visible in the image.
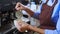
[0,0,31,34]
[0,0,41,34]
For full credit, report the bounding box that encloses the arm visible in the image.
[28,16,60,34]
[28,25,45,34]
[15,2,40,19]
[15,2,34,17]
[24,7,40,19]
[23,7,34,17]
[15,18,60,34]
[28,11,60,34]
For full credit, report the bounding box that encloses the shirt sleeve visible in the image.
[45,11,60,34]
[45,18,60,34]
[45,30,59,34]
[32,13,40,19]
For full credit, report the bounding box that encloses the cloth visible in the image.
[45,11,60,34]
[45,2,60,34]
[33,0,59,24]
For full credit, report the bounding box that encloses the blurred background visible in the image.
[0,0,41,34]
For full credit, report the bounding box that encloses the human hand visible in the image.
[15,2,26,11]
[14,20,30,32]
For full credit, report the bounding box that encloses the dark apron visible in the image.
[39,0,58,30]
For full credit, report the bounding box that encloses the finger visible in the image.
[17,27,23,32]
[16,2,20,7]
[16,23,23,32]
[17,24,25,32]
[16,7,23,10]
[18,23,22,26]
[15,2,23,8]
[15,2,20,10]
[15,7,20,10]
[14,20,24,32]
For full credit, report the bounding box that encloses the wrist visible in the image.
[23,6,28,10]
[28,25,33,31]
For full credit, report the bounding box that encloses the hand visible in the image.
[14,20,30,32]
[14,20,45,34]
[15,2,25,11]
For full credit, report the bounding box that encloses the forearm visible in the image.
[29,25,45,34]
[24,7,34,17]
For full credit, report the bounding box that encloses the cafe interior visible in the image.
[0,0,60,34]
